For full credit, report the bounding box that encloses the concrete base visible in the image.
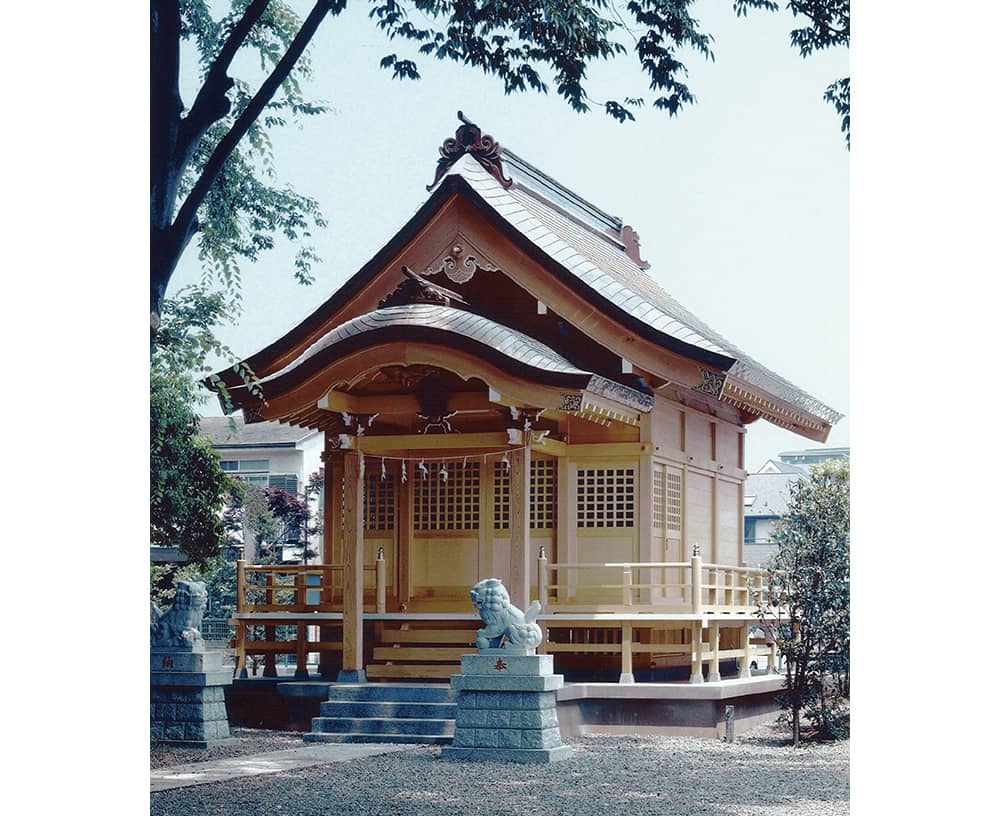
[556,675,785,740]
[336,669,367,683]
[444,652,571,763]
[440,745,572,763]
[151,648,233,746]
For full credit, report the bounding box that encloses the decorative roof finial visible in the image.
[427,111,514,191]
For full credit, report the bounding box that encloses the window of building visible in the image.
[576,467,635,528]
[414,462,480,531]
[364,471,395,532]
[493,458,557,530]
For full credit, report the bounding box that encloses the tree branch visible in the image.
[161,0,336,305]
[179,0,273,164]
[150,0,184,231]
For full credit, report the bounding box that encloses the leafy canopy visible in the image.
[151,0,850,336]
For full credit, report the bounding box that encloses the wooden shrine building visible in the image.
[210,114,842,687]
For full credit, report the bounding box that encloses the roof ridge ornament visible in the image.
[427,111,514,191]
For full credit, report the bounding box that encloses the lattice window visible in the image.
[666,470,683,533]
[576,468,636,528]
[531,459,556,529]
[364,472,395,532]
[653,468,665,530]
[414,462,480,530]
[494,462,510,528]
[494,459,557,529]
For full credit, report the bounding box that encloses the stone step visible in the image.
[319,700,458,719]
[311,716,455,737]
[303,732,452,745]
[324,683,455,703]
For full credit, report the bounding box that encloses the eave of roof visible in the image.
[226,303,653,415]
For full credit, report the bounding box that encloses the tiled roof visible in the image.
[198,416,318,447]
[744,473,804,518]
[437,152,842,426]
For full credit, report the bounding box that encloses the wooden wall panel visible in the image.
[685,471,713,555]
[716,480,740,566]
[685,413,711,461]
[716,424,741,468]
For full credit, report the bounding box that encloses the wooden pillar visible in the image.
[319,449,342,679]
[638,417,653,604]
[619,621,635,684]
[508,445,531,610]
[739,622,753,679]
[689,620,704,684]
[338,451,366,682]
[397,461,412,607]
[556,456,576,602]
[707,622,721,682]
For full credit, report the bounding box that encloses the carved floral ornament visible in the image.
[424,233,502,284]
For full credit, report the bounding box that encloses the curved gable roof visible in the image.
[208,127,841,438]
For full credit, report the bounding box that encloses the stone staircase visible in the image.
[304,684,457,744]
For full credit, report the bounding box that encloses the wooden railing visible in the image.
[236,549,388,614]
[536,548,784,615]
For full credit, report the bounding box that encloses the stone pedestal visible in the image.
[151,648,233,747]
[441,650,571,763]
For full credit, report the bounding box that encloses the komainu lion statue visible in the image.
[150,580,208,649]
[470,578,542,651]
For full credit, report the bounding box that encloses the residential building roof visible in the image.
[757,459,811,475]
[198,416,318,448]
[744,472,802,518]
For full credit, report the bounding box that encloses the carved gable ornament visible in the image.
[424,232,502,284]
[427,111,514,191]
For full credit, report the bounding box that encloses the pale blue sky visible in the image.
[172,1,849,471]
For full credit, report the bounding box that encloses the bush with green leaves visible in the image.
[756,458,849,745]
[150,372,233,565]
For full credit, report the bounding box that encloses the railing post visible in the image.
[236,560,247,612]
[296,570,308,611]
[376,547,387,615]
[537,546,548,613]
[691,546,703,614]
[536,547,549,655]
[263,572,277,678]
[233,559,248,679]
[711,567,721,607]
[623,566,633,606]
[725,569,735,609]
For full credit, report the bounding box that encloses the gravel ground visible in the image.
[151,728,306,769]
[150,718,849,816]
